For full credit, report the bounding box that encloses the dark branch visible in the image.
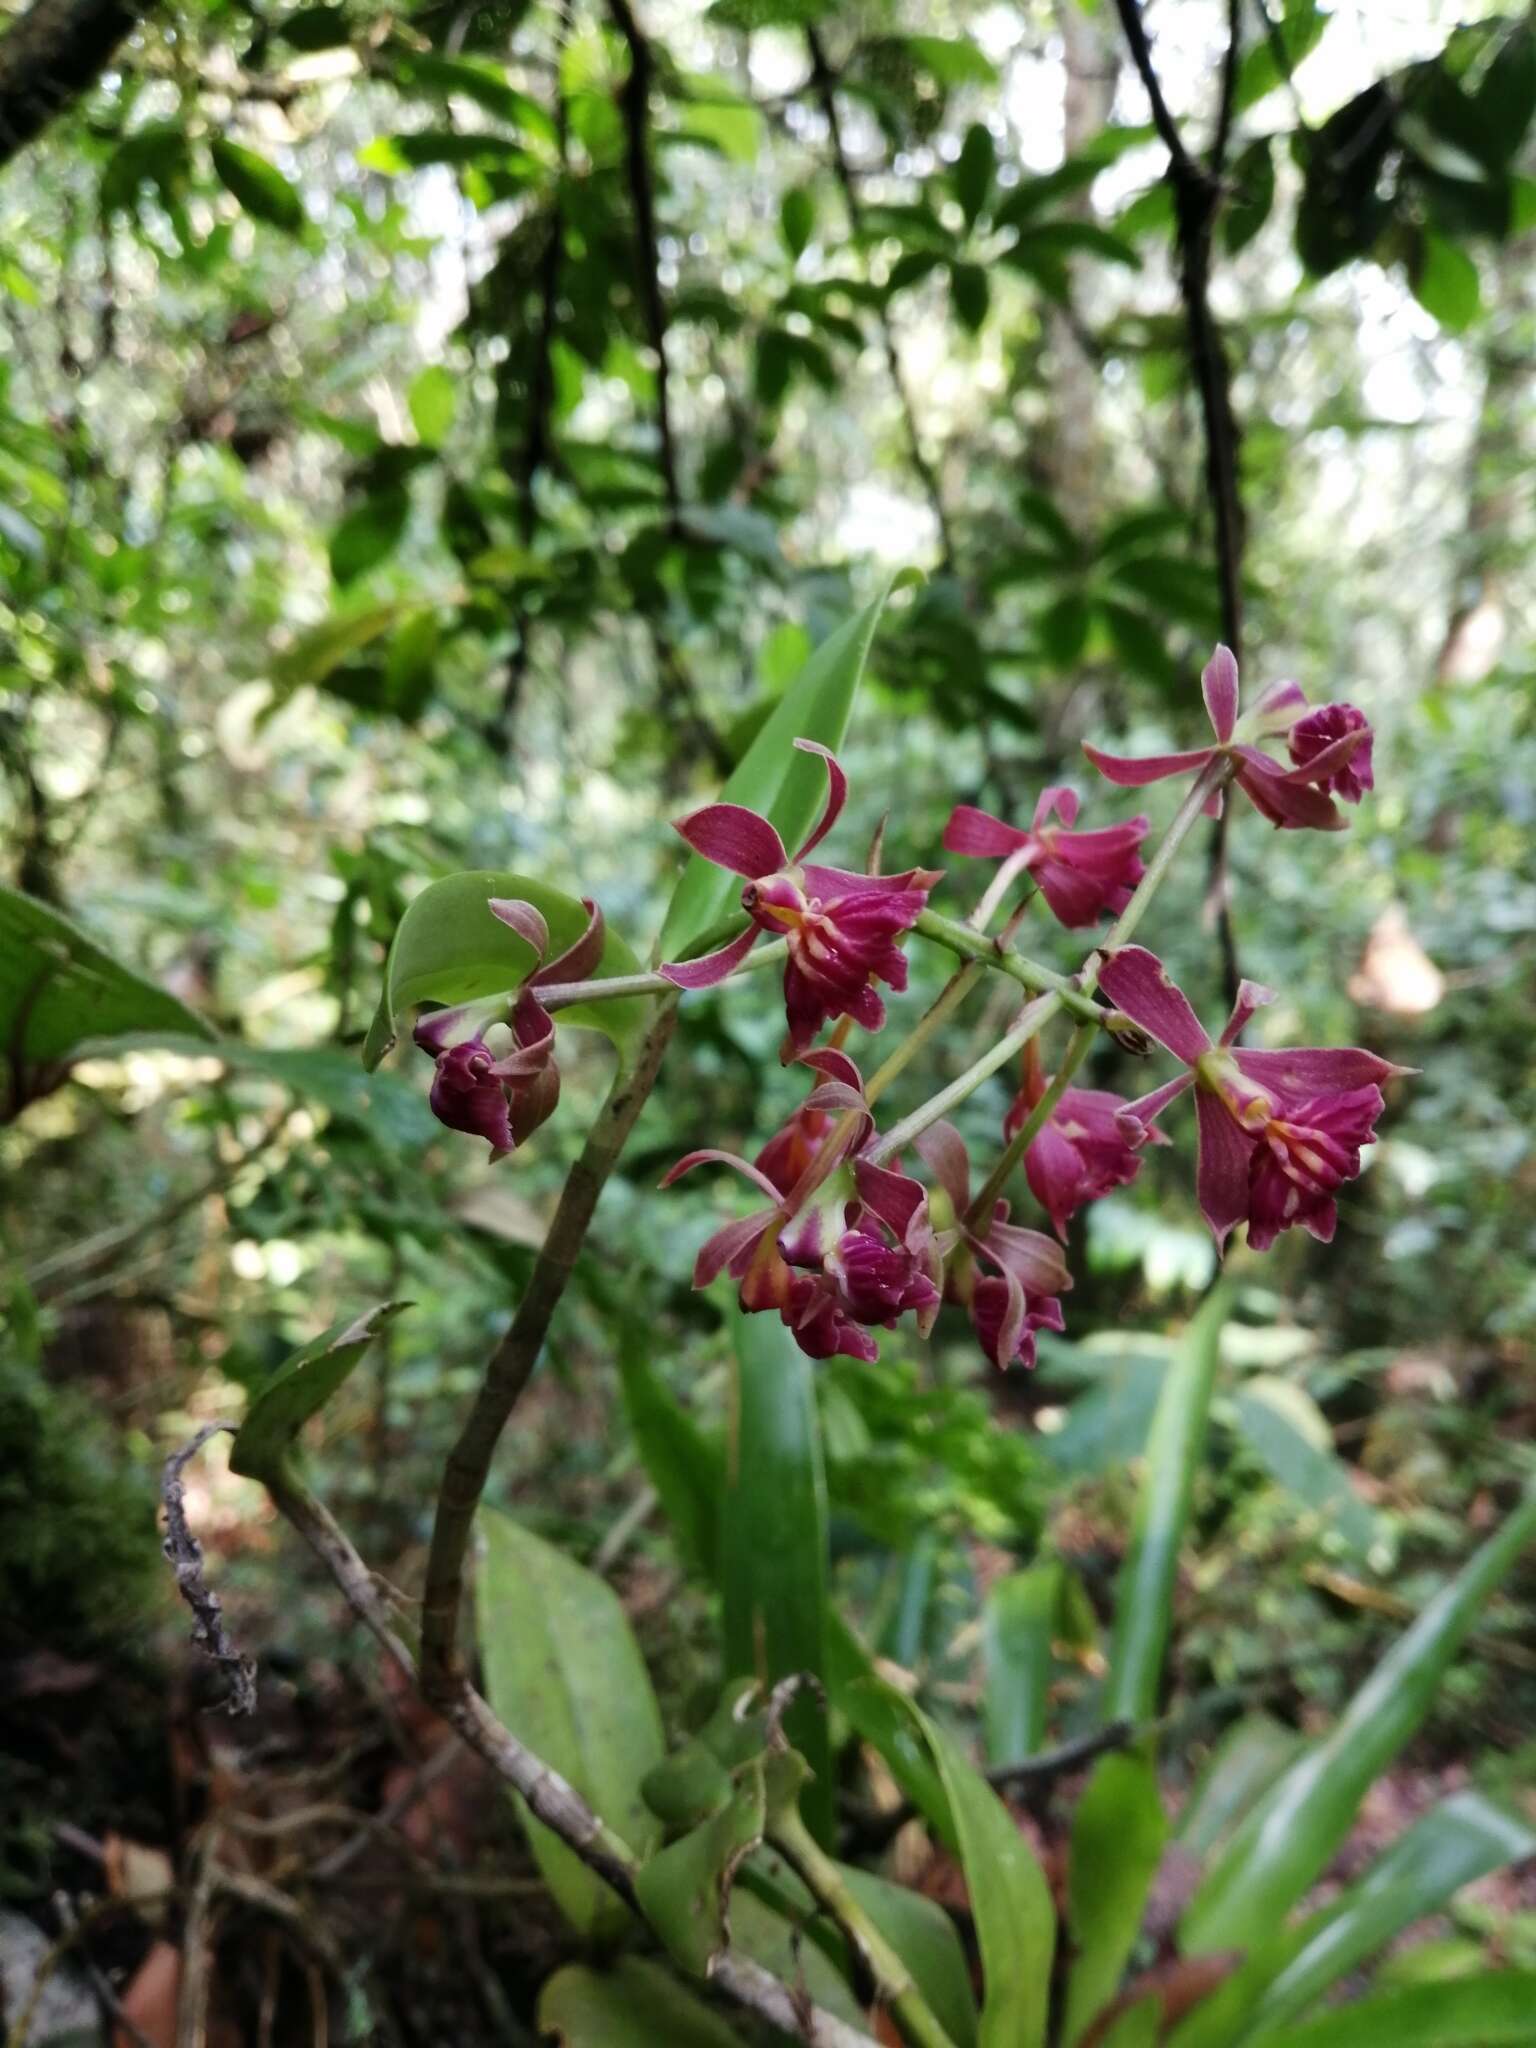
[161,1422,258,1716]
[844,1718,1138,1854]
[0,0,154,169]
[607,0,682,525]
[1112,0,1245,1006]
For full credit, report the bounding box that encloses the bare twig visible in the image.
[265,1465,878,2047]
[176,1831,220,2048]
[161,1423,257,1717]
[606,0,682,525]
[1111,0,1245,1006]
[844,1718,1138,1855]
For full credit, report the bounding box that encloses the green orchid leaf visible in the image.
[537,1958,743,2047]
[229,1303,409,1481]
[657,581,896,962]
[1105,1287,1228,1723]
[903,1701,1056,2048]
[721,1310,832,1843]
[477,1508,665,1941]
[1063,1750,1168,2046]
[982,1563,1061,1767]
[1248,1972,1536,2048]
[363,870,644,1070]
[1182,1483,1536,1956]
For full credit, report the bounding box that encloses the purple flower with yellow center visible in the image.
[661,1050,941,1363]
[1084,644,1375,831]
[1003,1041,1160,1241]
[914,1122,1071,1370]
[1098,946,1412,1253]
[943,786,1148,928]
[659,740,941,1060]
[412,897,604,1158]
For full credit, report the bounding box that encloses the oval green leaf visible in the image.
[477,1507,665,1940]
[363,870,644,1070]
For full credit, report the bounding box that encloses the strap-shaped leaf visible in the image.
[656,582,896,962]
[1104,1287,1228,1723]
[1182,1482,1536,1956]
[903,1702,1056,2048]
[1242,1793,1536,2040]
[982,1563,1061,1767]
[1247,1972,1536,2048]
[230,1303,409,1480]
[1173,1713,1303,1865]
[1062,1750,1168,2046]
[476,1508,665,1940]
[363,870,643,1069]
[721,1310,832,1843]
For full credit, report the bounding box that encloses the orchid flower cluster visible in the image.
[412,646,1409,1372]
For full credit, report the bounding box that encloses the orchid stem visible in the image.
[1097,756,1235,963]
[769,1809,960,2048]
[868,995,1060,1166]
[914,910,1105,1025]
[864,963,983,1107]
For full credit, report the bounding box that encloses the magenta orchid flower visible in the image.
[412,897,604,1158]
[662,1050,941,1363]
[1083,644,1375,831]
[943,786,1148,928]
[659,741,941,1060]
[1003,1041,1160,1241]
[1098,946,1411,1253]
[915,1122,1071,1370]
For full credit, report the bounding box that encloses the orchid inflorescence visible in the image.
[411,645,1409,1372]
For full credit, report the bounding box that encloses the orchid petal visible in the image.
[1247,677,1308,735]
[412,994,511,1054]
[673,802,787,878]
[1219,978,1278,1047]
[1098,947,1213,1065]
[1117,1070,1194,1140]
[487,898,550,962]
[1033,784,1080,830]
[984,1216,1072,1295]
[1195,1090,1254,1253]
[1273,726,1370,787]
[852,1158,927,1242]
[530,897,605,988]
[798,1047,865,1092]
[914,1121,971,1212]
[1202,643,1240,743]
[660,1148,785,1203]
[1233,750,1345,831]
[791,738,848,861]
[508,1059,561,1149]
[942,804,1032,858]
[694,1211,776,1289]
[1083,741,1218,787]
[1230,1047,1415,1097]
[659,922,761,989]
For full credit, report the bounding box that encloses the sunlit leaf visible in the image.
[230,1303,409,1480]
